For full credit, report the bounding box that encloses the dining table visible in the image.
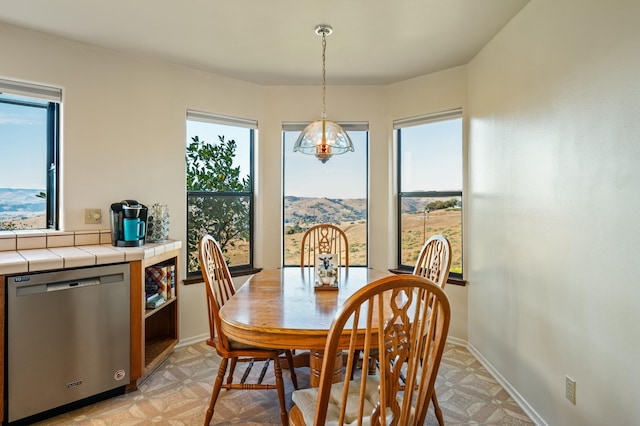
[219,266,393,386]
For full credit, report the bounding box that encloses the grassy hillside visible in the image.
[284,196,365,231]
[284,219,367,266]
[225,196,462,273]
[400,209,462,273]
[0,214,46,230]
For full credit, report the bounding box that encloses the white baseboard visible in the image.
[466,342,547,426]
[446,336,467,347]
[176,333,208,349]
[176,334,546,425]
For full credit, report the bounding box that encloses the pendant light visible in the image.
[293,25,354,164]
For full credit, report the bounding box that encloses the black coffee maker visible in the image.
[110,200,148,247]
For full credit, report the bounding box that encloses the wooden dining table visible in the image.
[219,266,393,386]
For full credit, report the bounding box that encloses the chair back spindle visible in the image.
[290,275,451,426]
[199,234,236,351]
[198,234,298,425]
[300,224,349,268]
[413,234,452,288]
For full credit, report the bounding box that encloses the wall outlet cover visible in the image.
[84,208,102,224]
[565,376,576,405]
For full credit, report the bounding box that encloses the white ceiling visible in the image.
[0,0,529,86]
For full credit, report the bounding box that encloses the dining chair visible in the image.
[289,274,451,425]
[300,223,349,268]
[413,234,452,288]
[198,234,298,426]
[299,223,356,373]
[413,234,451,425]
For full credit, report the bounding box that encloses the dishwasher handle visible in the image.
[13,272,124,297]
[46,277,101,292]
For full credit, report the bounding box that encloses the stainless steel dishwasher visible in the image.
[5,263,130,424]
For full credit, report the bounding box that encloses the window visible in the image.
[396,109,463,278]
[0,79,60,231]
[283,123,368,266]
[186,110,254,276]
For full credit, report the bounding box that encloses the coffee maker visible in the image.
[110,200,148,247]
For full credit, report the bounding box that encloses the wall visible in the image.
[467,1,640,424]
[5,1,640,423]
[0,21,264,343]
[2,22,472,345]
[260,85,389,270]
[387,67,469,341]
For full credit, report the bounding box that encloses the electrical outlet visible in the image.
[565,376,576,405]
[84,208,102,224]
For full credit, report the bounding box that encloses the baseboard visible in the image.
[446,336,467,347]
[175,333,208,349]
[466,342,547,426]
[176,333,546,424]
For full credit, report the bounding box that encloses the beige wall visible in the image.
[1,22,470,346]
[260,85,389,270]
[1,21,267,342]
[467,0,640,424]
[5,1,638,423]
[387,67,469,341]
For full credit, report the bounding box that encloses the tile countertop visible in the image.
[0,240,182,276]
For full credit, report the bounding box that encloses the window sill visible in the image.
[388,268,467,287]
[184,266,263,285]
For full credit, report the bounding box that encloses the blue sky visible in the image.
[283,130,368,198]
[400,118,462,192]
[187,118,462,199]
[0,95,47,189]
[187,121,369,199]
[2,107,460,195]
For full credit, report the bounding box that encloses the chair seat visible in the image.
[228,338,272,351]
[292,376,410,425]
[207,337,280,353]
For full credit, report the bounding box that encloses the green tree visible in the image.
[425,198,459,212]
[186,135,250,272]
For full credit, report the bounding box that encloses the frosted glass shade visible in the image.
[293,119,354,163]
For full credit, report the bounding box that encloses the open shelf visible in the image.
[144,296,177,319]
[144,336,178,375]
[129,248,179,391]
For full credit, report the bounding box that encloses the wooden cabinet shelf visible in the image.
[129,248,179,390]
[144,296,177,319]
[144,336,178,375]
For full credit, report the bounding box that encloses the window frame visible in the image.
[0,79,61,230]
[185,110,256,282]
[281,122,370,267]
[395,109,464,281]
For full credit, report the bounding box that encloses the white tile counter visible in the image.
[0,229,181,275]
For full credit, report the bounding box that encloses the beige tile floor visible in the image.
[36,342,535,425]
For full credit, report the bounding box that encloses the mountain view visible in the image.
[284,196,365,230]
[283,196,367,265]
[0,188,46,229]
[282,195,461,272]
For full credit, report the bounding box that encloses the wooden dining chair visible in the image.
[198,234,298,426]
[413,234,452,288]
[300,223,349,268]
[412,234,451,425]
[289,274,451,425]
[299,223,356,373]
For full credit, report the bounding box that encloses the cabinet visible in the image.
[128,248,179,390]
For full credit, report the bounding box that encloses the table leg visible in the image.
[310,350,343,387]
[279,351,310,369]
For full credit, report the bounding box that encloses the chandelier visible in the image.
[293,25,354,164]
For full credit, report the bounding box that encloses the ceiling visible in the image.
[0,0,529,86]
